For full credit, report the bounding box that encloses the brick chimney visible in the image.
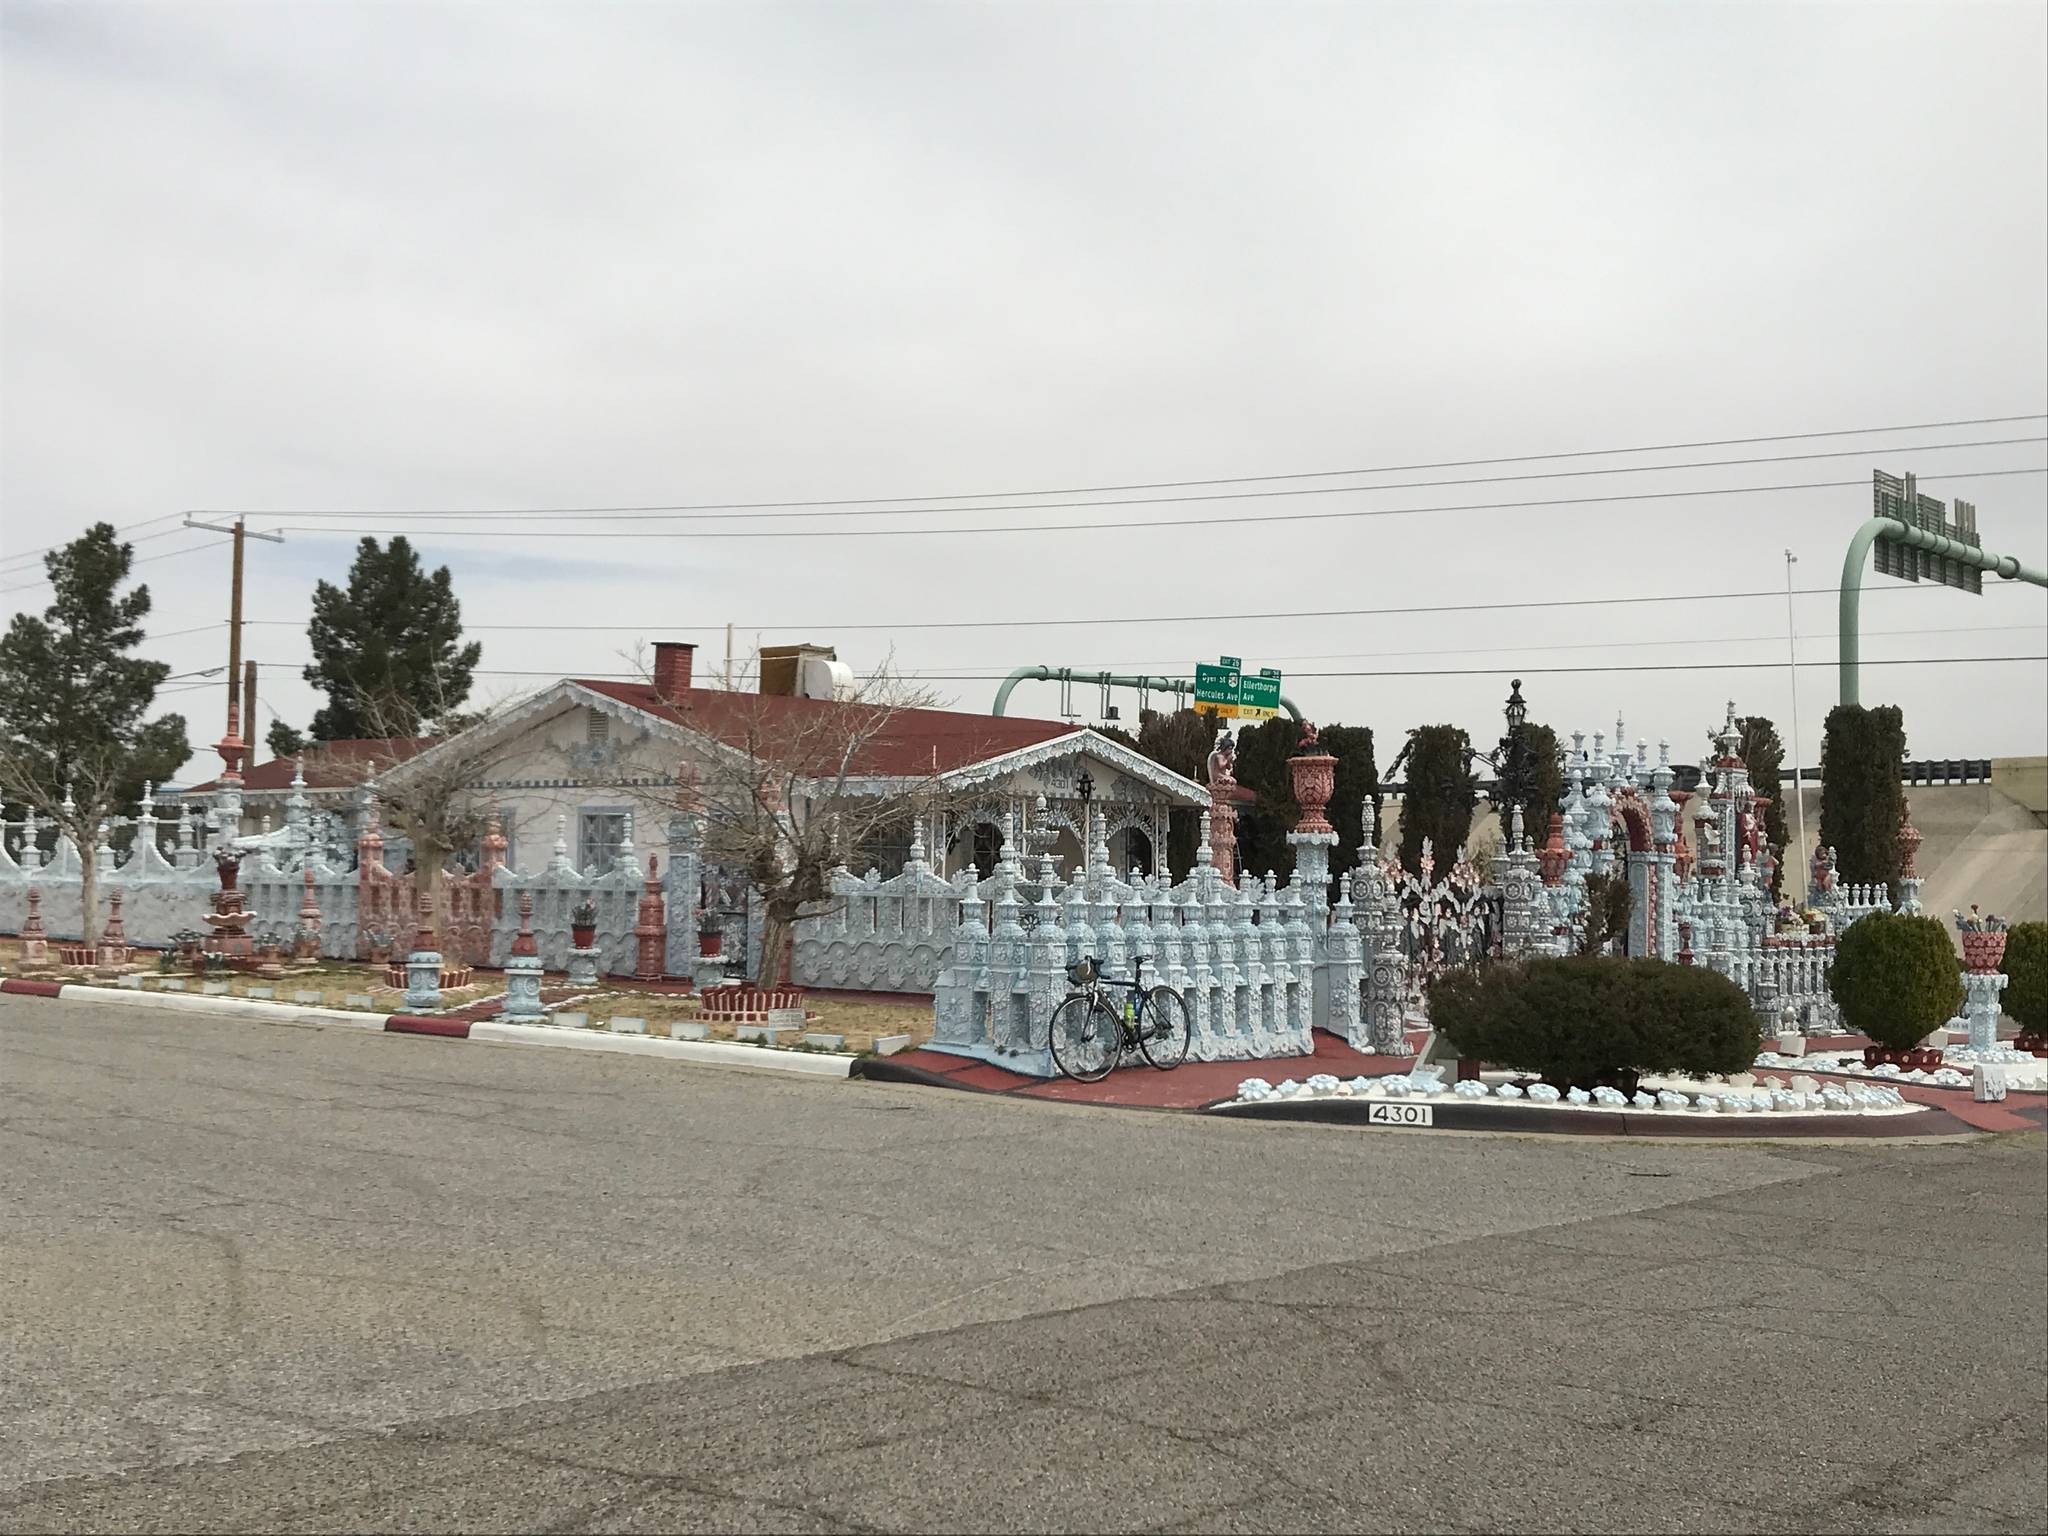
[652,641,695,703]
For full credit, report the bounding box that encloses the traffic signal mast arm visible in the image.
[1839,515,2047,705]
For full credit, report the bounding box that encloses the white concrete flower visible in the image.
[1383,1075,1412,1097]
[1495,1082,1525,1099]
[1275,1079,1304,1098]
[1237,1078,1274,1101]
[1527,1083,1562,1103]
[1930,1068,1968,1088]
[1870,1063,1902,1078]
[1565,1086,1592,1106]
[1407,1065,1447,1094]
[1345,1076,1374,1095]
[1306,1073,1340,1095]
[1632,1090,1659,1109]
[1592,1086,1628,1106]
[1453,1079,1488,1098]
[1656,1090,1690,1110]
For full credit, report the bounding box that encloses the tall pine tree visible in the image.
[0,523,190,941]
[1397,724,1479,876]
[297,537,482,742]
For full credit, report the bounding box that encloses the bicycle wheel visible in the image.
[1049,993,1120,1082]
[1138,985,1192,1070]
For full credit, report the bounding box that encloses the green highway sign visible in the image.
[1194,660,1242,715]
[1192,657,1281,719]
[1872,470,1983,594]
[1239,671,1281,720]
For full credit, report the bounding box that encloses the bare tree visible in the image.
[661,651,978,987]
[326,678,525,940]
[0,742,129,946]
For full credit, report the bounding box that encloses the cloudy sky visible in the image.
[4,0,2044,788]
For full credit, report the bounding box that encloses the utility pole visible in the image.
[243,661,259,758]
[183,516,284,775]
[1784,549,1808,900]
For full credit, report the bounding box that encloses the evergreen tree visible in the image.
[1397,724,1478,876]
[0,523,189,941]
[266,720,306,760]
[1135,708,1217,878]
[1738,714,1790,897]
[1318,723,1380,879]
[1818,703,1908,895]
[299,537,482,741]
[1494,719,1564,846]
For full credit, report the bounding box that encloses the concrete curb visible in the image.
[470,1019,855,1077]
[2,980,859,1078]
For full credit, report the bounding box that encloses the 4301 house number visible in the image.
[1366,1102,1434,1127]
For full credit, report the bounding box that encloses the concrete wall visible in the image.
[1992,757,2048,820]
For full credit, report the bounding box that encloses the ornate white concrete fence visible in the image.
[929,812,1319,1076]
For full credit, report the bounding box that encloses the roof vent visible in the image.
[761,643,851,699]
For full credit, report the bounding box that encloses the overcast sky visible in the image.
[4,0,2045,790]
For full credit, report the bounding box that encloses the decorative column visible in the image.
[501,892,545,1021]
[634,854,666,982]
[93,890,133,975]
[1957,916,2009,1055]
[403,890,443,1011]
[19,887,54,974]
[1285,723,1339,914]
[1205,730,1240,885]
[1895,801,1925,916]
[294,865,323,959]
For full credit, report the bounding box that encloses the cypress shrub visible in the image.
[1399,724,1478,875]
[1428,956,1760,1087]
[1818,704,1908,895]
[2001,922,2048,1035]
[1827,911,1963,1051]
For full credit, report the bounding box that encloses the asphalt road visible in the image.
[3,997,2043,1534]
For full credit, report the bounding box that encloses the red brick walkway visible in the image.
[870,1031,1427,1111]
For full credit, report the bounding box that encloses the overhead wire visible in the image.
[244,467,2048,541]
[183,411,2047,517]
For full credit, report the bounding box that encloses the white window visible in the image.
[578,807,631,873]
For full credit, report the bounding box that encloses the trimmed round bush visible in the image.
[1428,956,1760,1087]
[2001,922,2048,1035]
[1827,912,1963,1051]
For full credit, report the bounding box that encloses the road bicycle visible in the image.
[1047,955,1191,1081]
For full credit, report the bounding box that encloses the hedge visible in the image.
[1427,956,1761,1087]
[2001,922,2048,1035]
[1827,911,1962,1051]
[1818,704,1907,895]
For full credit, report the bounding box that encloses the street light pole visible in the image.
[1784,549,1809,900]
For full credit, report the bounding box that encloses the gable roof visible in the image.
[574,679,1076,776]
[376,677,1208,807]
[182,737,438,795]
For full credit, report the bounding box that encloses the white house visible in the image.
[375,641,1207,882]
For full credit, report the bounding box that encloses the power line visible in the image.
[909,655,2048,683]
[187,434,2047,525]
[239,630,2047,684]
[183,411,2047,517]
[0,537,231,596]
[236,569,2047,637]
[251,467,2047,542]
[0,512,189,570]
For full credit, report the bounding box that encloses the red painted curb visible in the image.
[385,1015,471,1038]
[0,979,65,998]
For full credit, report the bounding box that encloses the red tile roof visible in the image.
[574,680,1075,776]
[183,736,438,794]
